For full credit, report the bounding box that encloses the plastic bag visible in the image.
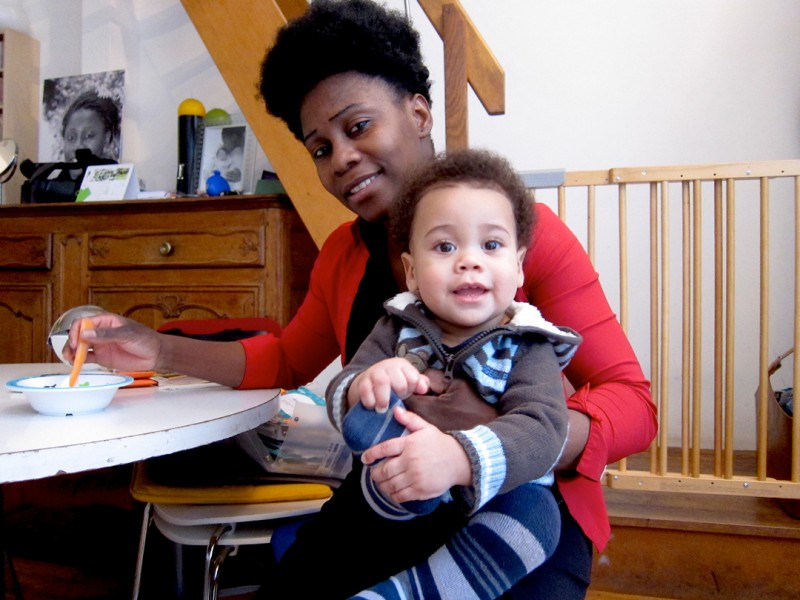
[236,386,352,481]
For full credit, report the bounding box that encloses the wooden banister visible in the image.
[442,4,468,150]
[418,0,505,150]
[417,0,505,116]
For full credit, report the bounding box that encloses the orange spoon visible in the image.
[69,318,95,387]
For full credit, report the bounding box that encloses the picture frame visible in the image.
[197,123,256,194]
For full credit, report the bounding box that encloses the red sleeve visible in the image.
[518,204,657,480]
[237,222,366,390]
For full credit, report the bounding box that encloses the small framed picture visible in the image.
[198,124,256,194]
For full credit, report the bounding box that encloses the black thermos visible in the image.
[176,98,205,195]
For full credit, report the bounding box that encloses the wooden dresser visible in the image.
[0,195,319,364]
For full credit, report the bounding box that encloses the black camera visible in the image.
[20,149,116,204]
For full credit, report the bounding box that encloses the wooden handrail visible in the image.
[417,0,505,150]
[417,0,505,116]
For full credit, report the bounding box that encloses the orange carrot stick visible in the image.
[69,318,95,387]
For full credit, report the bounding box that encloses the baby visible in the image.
[327,148,581,600]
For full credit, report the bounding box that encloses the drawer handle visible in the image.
[159,241,174,256]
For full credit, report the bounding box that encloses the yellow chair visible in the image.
[130,458,331,600]
[132,316,331,600]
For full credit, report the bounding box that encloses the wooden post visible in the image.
[443,4,468,150]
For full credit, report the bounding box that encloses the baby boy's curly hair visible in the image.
[390,149,536,251]
[259,0,432,141]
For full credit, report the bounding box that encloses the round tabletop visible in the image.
[0,363,280,484]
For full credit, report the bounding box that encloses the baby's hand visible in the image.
[348,357,429,412]
[362,407,473,501]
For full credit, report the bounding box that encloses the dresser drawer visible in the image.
[0,234,52,270]
[88,228,266,269]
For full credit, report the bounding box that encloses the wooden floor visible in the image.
[3,505,140,599]
[1,466,265,600]
[3,505,264,600]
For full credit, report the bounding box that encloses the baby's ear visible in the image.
[401,252,418,292]
[516,247,527,287]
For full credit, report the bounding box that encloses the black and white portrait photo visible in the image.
[42,70,125,163]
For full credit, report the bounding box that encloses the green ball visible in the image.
[205,108,232,126]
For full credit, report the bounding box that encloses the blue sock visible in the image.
[342,390,408,453]
[350,484,561,600]
[343,390,444,518]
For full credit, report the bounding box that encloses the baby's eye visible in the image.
[435,241,456,253]
[484,240,502,251]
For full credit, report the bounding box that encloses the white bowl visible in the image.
[5,373,134,416]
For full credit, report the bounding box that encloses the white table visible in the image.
[0,363,280,484]
[0,363,281,599]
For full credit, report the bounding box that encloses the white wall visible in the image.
[401,0,800,169]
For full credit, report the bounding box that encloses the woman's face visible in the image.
[63,108,111,161]
[299,72,434,222]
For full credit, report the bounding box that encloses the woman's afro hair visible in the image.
[259,0,432,141]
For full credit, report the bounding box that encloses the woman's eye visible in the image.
[311,144,330,160]
[349,120,370,136]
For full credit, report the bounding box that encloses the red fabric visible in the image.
[239,204,656,551]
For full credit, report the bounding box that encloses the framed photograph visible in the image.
[42,70,125,162]
[198,124,256,194]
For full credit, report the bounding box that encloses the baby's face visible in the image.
[63,109,111,161]
[401,183,526,345]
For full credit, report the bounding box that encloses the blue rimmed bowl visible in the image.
[5,373,134,416]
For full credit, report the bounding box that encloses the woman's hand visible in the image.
[361,407,471,504]
[63,313,162,372]
[557,409,591,471]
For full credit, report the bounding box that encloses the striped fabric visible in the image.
[350,483,561,600]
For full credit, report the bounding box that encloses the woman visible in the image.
[61,91,121,162]
[66,1,655,597]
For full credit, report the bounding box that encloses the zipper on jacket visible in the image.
[401,308,506,383]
